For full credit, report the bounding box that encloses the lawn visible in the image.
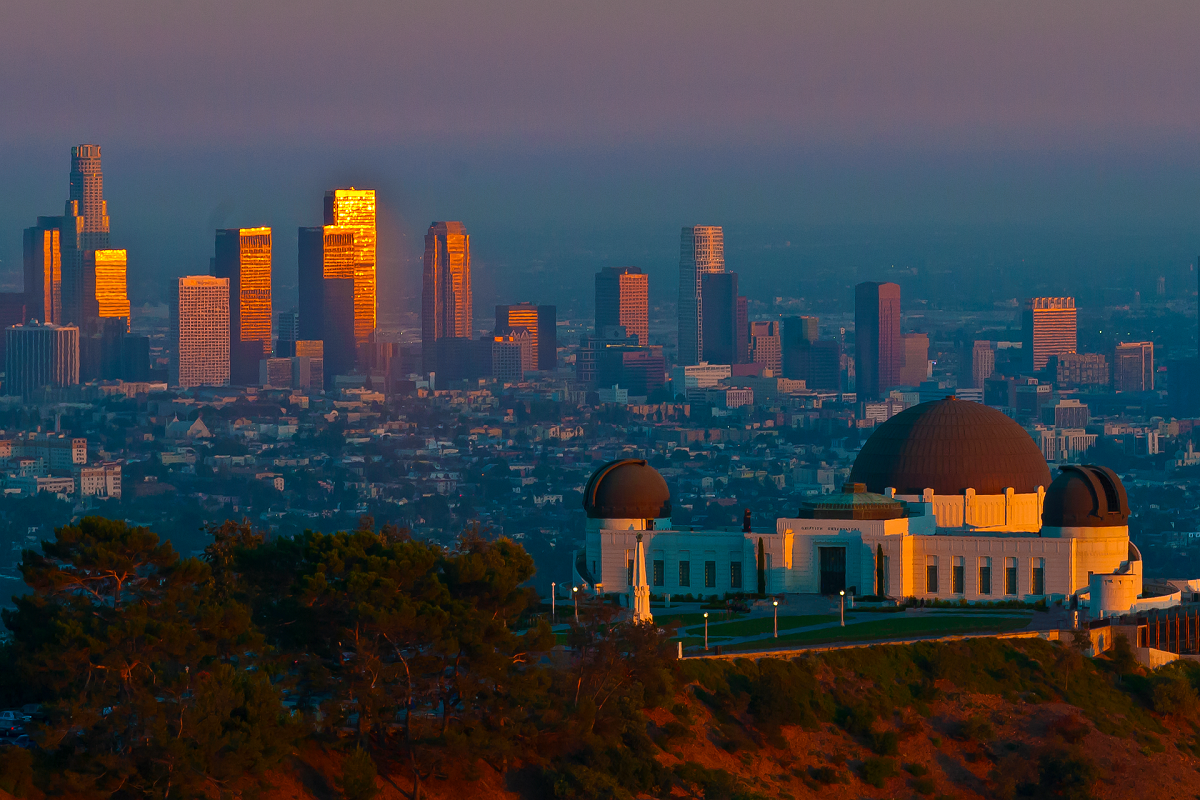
[687,614,839,638]
[728,613,1032,651]
[655,611,744,628]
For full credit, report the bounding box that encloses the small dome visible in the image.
[797,482,906,520]
[583,459,671,520]
[849,397,1051,495]
[1042,465,1129,527]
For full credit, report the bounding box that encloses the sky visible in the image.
[3,1,1200,318]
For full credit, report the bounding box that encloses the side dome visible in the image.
[849,397,1051,495]
[1042,465,1129,527]
[582,459,671,520]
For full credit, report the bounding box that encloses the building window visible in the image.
[926,555,938,594]
[653,560,664,587]
[1031,558,1045,596]
[953,556,965,594]
[730,561,742,589]
[979,557,992,595]
[705,560,716,588]
[679,561,690,587]
[626,557,633,585]
[1005,557,1018,596]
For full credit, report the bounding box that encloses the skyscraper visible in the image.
[6,323,79,398]
[171,276,229,388]
[1113,341,1154,392]
[700,272,739,365]
[275,311,299,356]
[958,340,995,389]
[214,228,272,384]
[595,266,649,346]
[899,333,930,386]
[749,321,782,376]
[782,316,819,380]
[298,226,356,383]
[0,294,25,367]
[84,249,130,324]
[23,222,61,324]
[324,188,376,345]
[421,221,472,373]
[855,282,902,399]
[537,305,557,371]
[1022,297,1076,372]
[678,226,725,366]
[736,295,749,363]
[63,144,111,325]
[495,303,541,371]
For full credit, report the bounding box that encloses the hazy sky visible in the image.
[3,1,1200,316]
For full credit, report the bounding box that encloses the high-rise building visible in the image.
[421,221,472,373]
[23,222,62,325]
[1023,297,1076,372]
[214,228,272,384]
[170,276,229,388]
[1113,341,1154,392]
[537,305,557,371]
[495,303,542,371]
[736,296,749,363]
[293,340,324,389]
[749,321,782,376]
[324,188,376,345]
[782,316,819,381]
[298,226,356,384]
[855,282,902,399]
[807,340,842,391]
[677,225,725,366]
[1047,353,1108,389]
[489,335,525,383]
[0,294,25,367]
[700,272,739,365]
[957,340,995,389]
[595,266,648,346]
[597,345,666,397]
[577,326,640,385]
[121,335,151,381]
[62,144,111,325]
[6,323,79,398]
[84,249,129,325]
[900,333,930,387]
[275,311,299,357]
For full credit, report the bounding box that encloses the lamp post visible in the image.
[773,599,779,638]
[551,582,556,623]
[572,586,579,624]
[839,590,845,627]
[704,612,709,651]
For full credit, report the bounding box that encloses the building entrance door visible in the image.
[819,546,846,595]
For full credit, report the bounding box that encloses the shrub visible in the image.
[912,775,937,795]
[1152,674,1199,717]
[339,746,379,800]
[1049,715,1090,745]
[810,765,839,785]
[1031,747,1097,800]
[904,763,930,777]
[870,730,900,756]
[860,757,896,788]
[0,748,34,798]
[1109,633,1138,675]
[955,715,994,742]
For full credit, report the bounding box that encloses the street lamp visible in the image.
[551,582,556,623]
[839,590,845,627]
[704,612,709,650]
[773,599,779,638]
[572,586,579,624]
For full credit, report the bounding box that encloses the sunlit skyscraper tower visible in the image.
[855,281,902,399]
[298,226,356,384]
[678,225,725,366]
[171,276,230,388]
[323,189,376,345]
[213,228,272,385]
[595,266,649,346]
[421,221,472,373]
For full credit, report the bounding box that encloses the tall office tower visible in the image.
[170,276,230,388]
[899,333,930,386]
[293,340,324,390]
[121,335,151,381]
[495,302,540,371]
[213,228,272,385]
[298,226,356,384]
[735,296,749,363]
[324,188,376,345]
[1113,341,1155,392]
[677,225,725,366]
[957,340,995,389]
[83,249,130,325]
[782,316,819,380]
[58,144,111,325]
[23,222,62,324]
[1022,297,1076,372]
[421,221,472,373]
[595,266,649,346]
[537,305,557,371]
[854,282,902,399]
[749,321,782,376]
[276,310,299,355]
[807,340,842,391]
[5,323,79,398]
[700,272,739,364]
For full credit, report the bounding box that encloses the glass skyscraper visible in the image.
[678,225,724,366]
[324,189,376,346]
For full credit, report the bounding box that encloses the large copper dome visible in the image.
[848,398,1051,496]
[583,459,672,520]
